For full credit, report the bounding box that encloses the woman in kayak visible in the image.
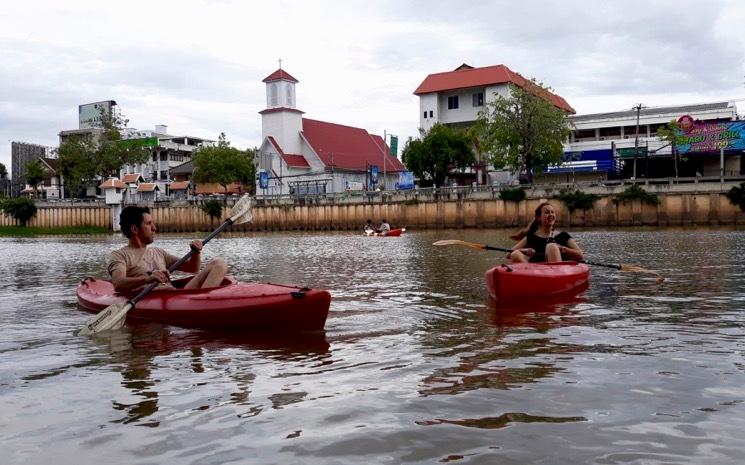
[507,202,583,263]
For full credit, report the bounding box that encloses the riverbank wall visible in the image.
[2,181,744,232]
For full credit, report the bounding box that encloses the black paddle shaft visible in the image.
[482,244,622,270]
[128,218,235,306]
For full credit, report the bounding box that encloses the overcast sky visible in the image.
[2,0,745,174]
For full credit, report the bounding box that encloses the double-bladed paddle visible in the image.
[433,239,664,283]
[78,195,254,336]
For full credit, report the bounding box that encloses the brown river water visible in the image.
[1,227,745,464]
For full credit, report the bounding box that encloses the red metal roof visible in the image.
[122,173,143,184]
[169,181,190,190]
[302,119,406,172]
[137,183,159,192]
[414,64,574,113]
[262,69,299,83]
[99,178,126,189]
[267,136,311,168]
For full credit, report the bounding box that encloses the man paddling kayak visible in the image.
[108,206,228,293]
[508,202,583,263]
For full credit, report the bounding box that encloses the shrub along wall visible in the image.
[1,192,743,232]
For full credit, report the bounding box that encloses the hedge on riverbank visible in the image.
[0,226,109,237]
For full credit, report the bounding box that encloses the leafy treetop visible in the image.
[471,80,571,183]
[401,124,475,188]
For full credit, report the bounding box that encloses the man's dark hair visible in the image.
[120,206,150,238]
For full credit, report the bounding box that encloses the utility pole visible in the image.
[632,103,645,180]
[383,130,387,191]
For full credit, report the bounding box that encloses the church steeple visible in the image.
[262,65,299,110]
[260,65,304,154]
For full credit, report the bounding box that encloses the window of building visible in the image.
[270,83,278,106]
[599,126,622,140]
[160,171,168,180]
[447,96,459,110]
[170,152,184,162]
[429,110,433,118]
[423,111,427,119]
[472,92,484,107]
[574,129,596,141]
[160,153,168,161]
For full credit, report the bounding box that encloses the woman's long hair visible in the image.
[510,201,552,240]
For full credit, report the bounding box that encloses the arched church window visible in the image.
[270,83,278,106]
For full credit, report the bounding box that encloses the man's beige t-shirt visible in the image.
[108,246,179,279]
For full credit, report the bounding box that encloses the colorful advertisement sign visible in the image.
[370,165,379,184]
[676,119,745,154]
[398,171,415,190]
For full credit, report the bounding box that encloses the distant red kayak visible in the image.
[485,261,589,302]
[77,277,331,331]
[363,228,406,237]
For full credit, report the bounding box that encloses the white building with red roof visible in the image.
[415,63,574,134]
[256,68,405,196]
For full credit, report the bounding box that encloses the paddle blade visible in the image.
[619,264,665,283]
[78,302,133,336]
[228,195,253,224]
[432,239,486,251]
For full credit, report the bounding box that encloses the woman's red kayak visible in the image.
[77,276,331,331]
[485,261,589,302]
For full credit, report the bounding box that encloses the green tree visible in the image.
[401,124,475,187]
[726,182,745,211]
[0,162,7,179]
[1,197,37,226]
[25,160,46,198]
[201,199,223,224]
[656,119,683,178]
[471,80,571,183]
[192,133,255,202]
[57,109,150,198]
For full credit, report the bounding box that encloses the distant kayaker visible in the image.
[507,202,583,263]
[364,219,375,235]
[108,206,228,293]
[376,219,391,236]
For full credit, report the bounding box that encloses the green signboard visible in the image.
[117,137,158,149]
[617,147,648,158]
[389,135,398,156]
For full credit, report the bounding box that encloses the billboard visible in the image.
[259,171,269,189]
[79,100,116,129]
[398,171,414,190]
[676,119,745,154]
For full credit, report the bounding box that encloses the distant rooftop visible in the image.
[570,101,736,122]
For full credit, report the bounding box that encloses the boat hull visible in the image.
[485,261,590,302]
[363,228,405,237]
[76,277,331,331]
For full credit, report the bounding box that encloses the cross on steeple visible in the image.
[278,58,282,69]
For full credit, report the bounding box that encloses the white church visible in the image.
[255,67,405,197]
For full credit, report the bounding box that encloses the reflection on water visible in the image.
[1,228,745,464]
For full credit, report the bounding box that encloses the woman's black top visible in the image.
[526,231,572,262]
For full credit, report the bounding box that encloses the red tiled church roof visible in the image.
[262,69,299,83]
[301,119,406,172]
[414,64,574,113]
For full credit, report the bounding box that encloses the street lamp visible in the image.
[632,103,646,179]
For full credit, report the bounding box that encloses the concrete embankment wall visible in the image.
[2,191,744,231]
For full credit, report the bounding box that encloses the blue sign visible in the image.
[398,171,414,190]
[259,171,269,189]
[370,165,379,184]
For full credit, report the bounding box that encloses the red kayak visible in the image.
[77,277,331,331]
[485,261,589,302]
[364,228,406,237]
